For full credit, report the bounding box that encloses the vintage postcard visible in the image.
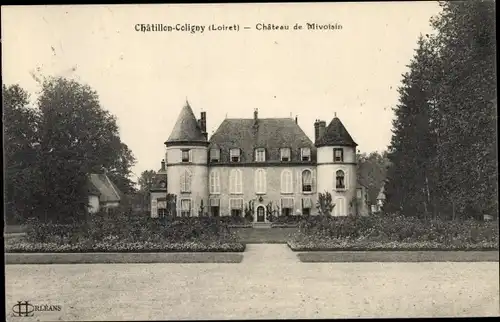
[2,2,498,320]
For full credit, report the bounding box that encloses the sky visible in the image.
[2,3,441,183]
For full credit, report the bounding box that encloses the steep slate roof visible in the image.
[315,117,357,147]
[89,174,122,203]
[209,118,316,163]
[166,103,206,144]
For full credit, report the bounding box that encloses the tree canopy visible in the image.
[384,1,496,220]
[3,76,137,223]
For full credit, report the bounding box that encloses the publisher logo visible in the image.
[11,301,62,317]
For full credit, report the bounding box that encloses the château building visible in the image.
[150,102,370,221]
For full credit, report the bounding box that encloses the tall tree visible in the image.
[430,0,497,219]
[3,85,41,223]
[33,76,136,223]
[384,36,439,218]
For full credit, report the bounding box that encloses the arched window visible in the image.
[229,169,242,194]
[335,170,345,189]
[255,169,267,194]
[281,169,293,193]
[302,169,312,192]
[209,170,220,194]
[180,170,192,193]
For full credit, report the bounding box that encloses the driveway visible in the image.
[5,245,499,320]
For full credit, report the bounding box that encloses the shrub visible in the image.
[24,213,240,246]
[293,214,499,247]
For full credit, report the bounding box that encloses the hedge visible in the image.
[289,214,499,250]
[11,213,245,253]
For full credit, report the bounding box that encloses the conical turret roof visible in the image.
[166,102,207,145]
[315,117,357,147]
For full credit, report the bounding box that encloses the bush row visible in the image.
[5,240,246,253]
[292,214,499,246]
[288,238,499,251]
[24,213,241,245]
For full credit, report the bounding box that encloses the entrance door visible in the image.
[256,206,265,222]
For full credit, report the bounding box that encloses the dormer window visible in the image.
[230,148,241,162]
[301,148,311,161]
[334,148,344,162]
[210,149,220,162]
[280,148,291,162]
[255,148,266,162]
[181,149,191,163]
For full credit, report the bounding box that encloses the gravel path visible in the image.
[5,245,500,320]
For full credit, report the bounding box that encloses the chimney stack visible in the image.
[295,115,298,124]
[314,119,320,143]
[318,121,326,141]
[161,159,166,171]
[200,111,207,140]
[254,108,258,121]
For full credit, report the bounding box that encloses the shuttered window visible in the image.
[209,171,221,194]
[255,148,266,162]
[230,148,241,162]
[180,199,192,217]
[229,169,243,194]
[255,169,267,194]
[210,149,220,162]
[301,148,311,161]
[180,170,192,193]
[280,148,291,161]
[281,169,293,194]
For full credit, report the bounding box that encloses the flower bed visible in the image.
[288,215,499,251]
[5,240,245,253]
[8,214,245,253]
[288,239,498,251]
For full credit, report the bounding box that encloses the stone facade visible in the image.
[150,102,370,220]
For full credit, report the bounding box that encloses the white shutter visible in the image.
[209,172,214,194]
[263,170,267,193]
[180,173,185,192]
[287,171,293,193]
[297,170,301,193]
[344,169,349,190]
[151,199,158,218]
[216,172,220,193]
[229,170,235,193]
[312,169,316,193]
[281,171,286,193]
[236,170,242,193]
[186,171,191,192]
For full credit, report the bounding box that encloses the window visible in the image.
[334,148,343,162]
[301,147,311,161]
[281,198,294,216]
[302,169,313,192]
[210,198,220,217]
[180,170,192,193]
[302,197,312,216]
[334,197,346,216]
[336,170,345,189]
[230,198,243,217]
[280,148,291,161]
[255,169,267,194]
[180,199,191,217]
[209,171,221,194]
[255,148,266,162]
[230,148,241,162]
[181,149,191,162]
[210,149,220,162]
[158,208,167,217]
[229,169,243,194]
[357,189,362,199]
[281,169,293,194]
